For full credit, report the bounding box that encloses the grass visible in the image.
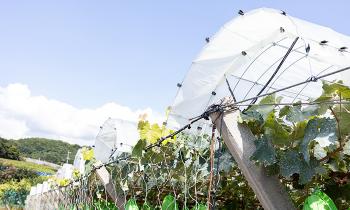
[0,158,56,174]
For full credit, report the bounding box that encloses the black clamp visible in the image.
[308,76,318,82]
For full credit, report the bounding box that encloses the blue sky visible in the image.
[1,0,349,112]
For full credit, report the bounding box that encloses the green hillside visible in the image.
[15,138,81,165]
[0,137,81,165]
[0,158,56,174]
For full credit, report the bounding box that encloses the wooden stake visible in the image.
[95,164,126,210]
[211,109,295,210]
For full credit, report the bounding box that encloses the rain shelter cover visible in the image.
[170,8,350,126]
[73,149,85,174]
[55,163,74,179]
[94,118,139,162]
[42,181,49,193]
[35,184,43,195]
[29,186,37,196]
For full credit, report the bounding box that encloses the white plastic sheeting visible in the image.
[55,163,74,180]
[73,148,86,174]
[29,186,37,196]
[94,118,140,162]
[35,184,43,195]
[42,181,49,193]
[170,8,350,127]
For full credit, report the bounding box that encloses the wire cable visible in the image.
[247,37,299,107]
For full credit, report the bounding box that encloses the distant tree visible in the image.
[0,138,20,160]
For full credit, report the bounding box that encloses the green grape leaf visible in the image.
[322,80,350,98]
[279,150,302,178]
[160,125,177,145]
[239,110,264,124]
[314,97,332,115]
[132,140,146,158]
[280,104,318,123]
[138,120,176,144]
[251,94,281,120]
[162,195,178,210]
[314,118,337,147]
[238,111,264,136]
[301,118,320,162]
[301,118,337,162]
[125,198,139,210]
[279,105,291,118]
[264,112,291,146]
[299,158,325,184]
[291,120,307,141]
[138,121,156,143]
[302,105,320,117]
[280,105,304,122]
[251,136,277,166]
[315,81,350,115]
[217,152,234,173]
[328,157,348,173]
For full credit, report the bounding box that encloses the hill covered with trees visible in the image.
[0,137,80,165]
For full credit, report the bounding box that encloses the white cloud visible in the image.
[0,83,164,145]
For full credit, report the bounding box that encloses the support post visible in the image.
[95,165,126,210]
[211,109,295,210]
